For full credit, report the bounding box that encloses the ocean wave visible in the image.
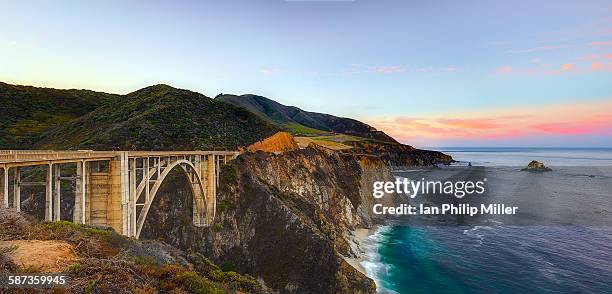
[359,226,398,294]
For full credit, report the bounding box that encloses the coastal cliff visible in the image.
[346,140,453,167]
[141,144,398,293]
[1,82,451,293]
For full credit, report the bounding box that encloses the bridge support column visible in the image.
[109,153,129,236]
[2,167,8,208]
[13,168,20,212]
[206,154,216,224]
[74,161,87,224]
[45,164,53,221]
[192,155,204,226]
[53,165,61,220]
[129,158,137,238]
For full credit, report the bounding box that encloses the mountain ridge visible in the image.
[216,93,398,143]
[0,82,279,150]
[0,82,118,148]
[33,84,280,150]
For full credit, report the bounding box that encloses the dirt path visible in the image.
[0,240,78,272]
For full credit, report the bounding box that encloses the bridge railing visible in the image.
[0,151,119,163]
[0,150,240,164]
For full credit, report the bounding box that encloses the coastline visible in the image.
[345,227,379,276]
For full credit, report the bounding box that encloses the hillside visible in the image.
[34,85,280,150]
[216,94,397,143]
[0,209,265,293]
[216,93,453,166]
[0,82,118,148]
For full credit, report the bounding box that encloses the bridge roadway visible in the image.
[0,150,238,238]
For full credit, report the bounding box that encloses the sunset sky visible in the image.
[1,0,611,147]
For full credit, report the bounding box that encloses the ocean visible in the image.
[361,148,612,293]
[435,147,612,166]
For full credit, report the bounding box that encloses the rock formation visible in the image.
[521,160,552,172]
[346,140,453,167]
[141,144,400,293]
[246,131,299,153]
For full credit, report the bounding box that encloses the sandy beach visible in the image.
[345,227,379,276]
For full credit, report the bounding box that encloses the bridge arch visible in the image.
[135,159,207,239]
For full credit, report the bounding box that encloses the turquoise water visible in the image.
[366,226,612,293]
[363,148,612,293]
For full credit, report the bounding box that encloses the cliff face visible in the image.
[346,140,453,167]
[141,145,398,293]
[246,131,299,153]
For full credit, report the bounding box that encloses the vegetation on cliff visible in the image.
[345,140,453,166]
[0,208,264,293]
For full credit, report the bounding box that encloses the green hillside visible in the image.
[33,84,279,150]
[216,94,398,143]
[0,82,118,148]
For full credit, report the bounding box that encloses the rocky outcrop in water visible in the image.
[521,160,552,172]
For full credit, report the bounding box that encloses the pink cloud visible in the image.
[496,66,513,74]
[590,41,612,46]
[507,45,564,53]
[577,53,612,60]
[533,120,611,135]
[561,63,573,70]
[438,118,501,129]
[533,123,588,135]
[494,60,612,75]
[592,62,603,70]
[366,100,612,146]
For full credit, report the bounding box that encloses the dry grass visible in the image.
[246,132,299,153]
[0,240,79,272]
[294,135,354,150]
[0,208,265,293]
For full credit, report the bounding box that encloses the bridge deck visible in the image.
[0,150,239,165]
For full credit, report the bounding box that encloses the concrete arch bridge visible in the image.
[0,150,238,238]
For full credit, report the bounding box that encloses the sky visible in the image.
[1,0,611,147]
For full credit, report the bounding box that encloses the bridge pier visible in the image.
[46,164,52,221]
[74,161,87,224]
[13,167,20,212]
[2,167,8,208]
[53,164,61,221]
[109,154,128,236]
[206,154,216,225]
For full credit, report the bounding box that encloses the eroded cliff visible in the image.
[141,144,398,293]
